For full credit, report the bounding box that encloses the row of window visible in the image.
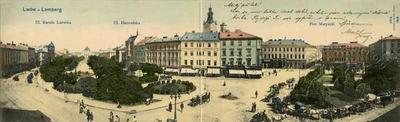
[184,51,218,56]
[221,58,252,66]
[184,42,218,48]
[323,51,364,56]
[263,54,305,59]
[184,60,218,66]
[222,40,252,46]
[146,52,179,57]
[222,48,252,56]
[263,47,305,52]
[324,57,364,62]
[147,45,180,50]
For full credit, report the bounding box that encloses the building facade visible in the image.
[369,35,400,63]
[322,41,368,67]
[180,32,220,70]
[0,42,30,78]
[262,39,319,68]
[125,32,138,65]
[98,49,116,59]
[145,36,181,68]
[133,37,155,65]
[219,30,262,67]
[114,45,126,64]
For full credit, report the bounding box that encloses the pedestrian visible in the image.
[222,81,226,86]
[208,92,211,102]
[180,102,184,112]
[168,102,172,112]
[79,106,83,114]
[89,112,94,122]
[132,115,138,122]
[110,111,114,122]
[255,91,258,98]
[86,109,91,122]
[116,115,120,122]
[81,99,85,106]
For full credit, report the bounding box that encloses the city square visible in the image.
[1,0,400,122]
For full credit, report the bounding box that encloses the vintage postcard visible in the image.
[0,0,400,122]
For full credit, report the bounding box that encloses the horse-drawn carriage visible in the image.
[188,92,210,107]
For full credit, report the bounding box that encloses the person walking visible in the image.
[180,102,184,112]
[255,91,258,98]
[132,115,138,122]
[168,102,172,112]
[110,111,114,122]
[116,115,120,122]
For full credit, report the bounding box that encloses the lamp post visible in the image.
[170,91,181,122]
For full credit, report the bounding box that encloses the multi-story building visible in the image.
[180,32,220,68]
[369,35,400,63]
[220,30,262,67]
[145,35,181,68]
[322,41,368,68]
[262,39,319,68]
[125,32,138,65]
[98,49,116,59]
[114,44,126,64]
[180,31,220,75]
[0,41,30,78]
[133,37,155,65]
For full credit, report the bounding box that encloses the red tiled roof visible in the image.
[219,30,261,40]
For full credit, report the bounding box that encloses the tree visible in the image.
[290,66,330,108]
[142,63,163,75]
[355,83,371,98]
[332,64,355,91]
[128,63,140,72]
[363,59,400,94]
[87,56,152,104]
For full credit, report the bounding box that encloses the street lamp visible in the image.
[170,90,181,122]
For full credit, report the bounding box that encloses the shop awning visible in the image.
[229,69,245,75]
[246,70,262,75]
[165,68,179,73]
[206,68,220,75]
[180,68,197,74]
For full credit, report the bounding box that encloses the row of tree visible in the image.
[87,56,152,104]
[331,64,371,98]
[290,66,331,108]
[39,56,83,89]
[363,59,400,94]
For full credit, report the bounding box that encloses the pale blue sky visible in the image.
[1,0,399,51]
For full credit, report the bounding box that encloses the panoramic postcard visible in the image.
[1,0,400,122]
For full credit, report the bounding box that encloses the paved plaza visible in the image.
[1,59,399,122]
